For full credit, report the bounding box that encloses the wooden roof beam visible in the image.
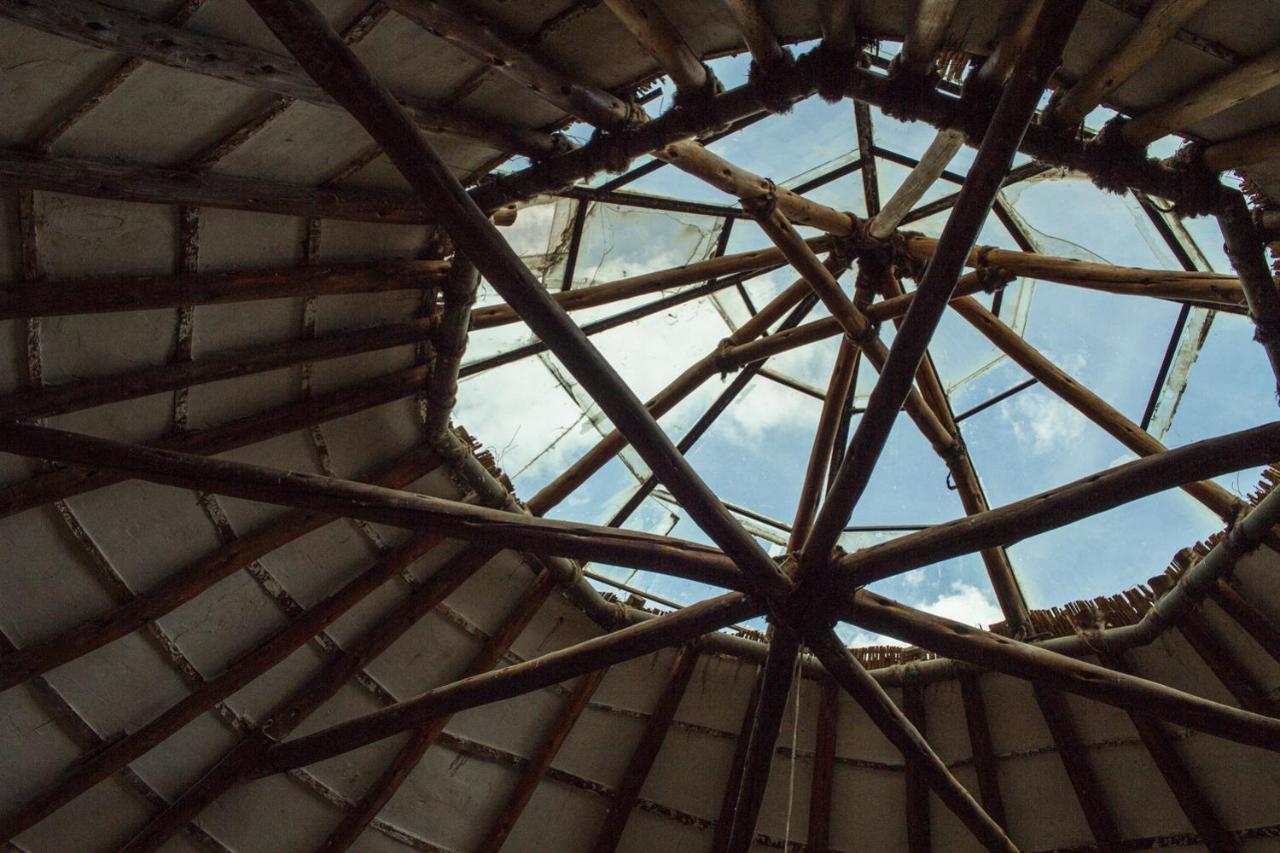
[1050,0,1210,129]
[589,645,700,852]
[952,296,1250,524]
[0,0,559,156]
[810,630,1015,852]
[247,0,794,603]
[711,668,765,853]
[843,588,1280,751]
[803,0,1083,574]
[602,0,709,94]
[254,592,757,776]
[0,445,440,692]
[836,419,1280,585]
[1123,44,1280,147]
[0,423,744,589]
[806,677,840,852]
[957,673,1007,827]
[474,668,609,853]
[897,0,958,81]
[320,569,557,852]
[720,0,789,71]
[118,544,501,853]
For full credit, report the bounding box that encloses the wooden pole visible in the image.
[602,0,709,93]
[473,668,608,853]
[246,0,794,602]
[868,130,965,240]
[1203,124,1280,172]
[0,445,439,691]
[725,623,802,853]
[589,646,700,853]
[712,668,764,853]
[1050,0,1210,128]
[0,423,744,588]
[117,545,500,853]
[319,570,557,852]
[1031,684,1124,852]
[255,593,758,775]
[721,0,788,70]
[1216,195,1280,393]
[809,630,1016,852]
[1209,580,1280,664]
[1123,45,1280,146]
[0,0,559,155]
[804,0,1083,571]
[902,683,932,853]
[842,588,1280,751]
[835,420,1280,585]
[952,295,1250,521]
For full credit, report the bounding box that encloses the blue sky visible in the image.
[456,46,1274,644]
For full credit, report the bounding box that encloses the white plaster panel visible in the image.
[157,567,289,677]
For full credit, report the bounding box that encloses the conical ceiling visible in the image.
[2,1,1280,852]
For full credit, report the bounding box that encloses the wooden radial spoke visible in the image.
[255,593,758,776]
[721,0,788,70]
[1216,196,1280,392]
[244,0,793,601]
[868,129,966,240]
[320,570,557,852]
[475,668,609,853]
[957,673,1007,827]
[725,623,803,853]
[0,423,742,589]
[589,645,700,853]
[841,589,1280,751]
[808,631,1016,852]
[802,0,1084,571]
[602,0,709,94]
[119,544,501,853]
[1050,0,1210,128]
[0,0,556,155]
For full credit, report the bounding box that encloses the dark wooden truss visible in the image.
[2,0,1280,851]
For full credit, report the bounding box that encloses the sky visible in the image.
[453,45,1275,646]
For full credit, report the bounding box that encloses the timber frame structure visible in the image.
[2,1,1280,851]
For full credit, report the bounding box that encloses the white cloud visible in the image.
[912,581,1004,630]
[1000,389,1088,455]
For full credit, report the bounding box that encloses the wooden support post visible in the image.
[712,669,764,853]
[809,631,1015,852]
[0,0,558,155]
[246,0,793,602]
[0,445,440,691]
[590,646,700,853]
[118,545,500,853]
[1050,0,1210,128]
[255,593,758,776]
[951,295,1249,522]
[0,533,443,843]
[804,0,1083,571]
[898,0,958,80]
[0,423,744,589]
[474,668,609,853]
[835,420,1280,585]
[957,673,1006,827]
[1097,650,1238,852]
[1032,684,1124,852]
[806,677,839,852]
[903,684,932,853]
[842,588,1280,751]
[1123,45,1280,146]
[320,570,557,852]
[725,623,802,853]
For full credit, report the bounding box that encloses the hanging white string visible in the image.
[782,653,803,849]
